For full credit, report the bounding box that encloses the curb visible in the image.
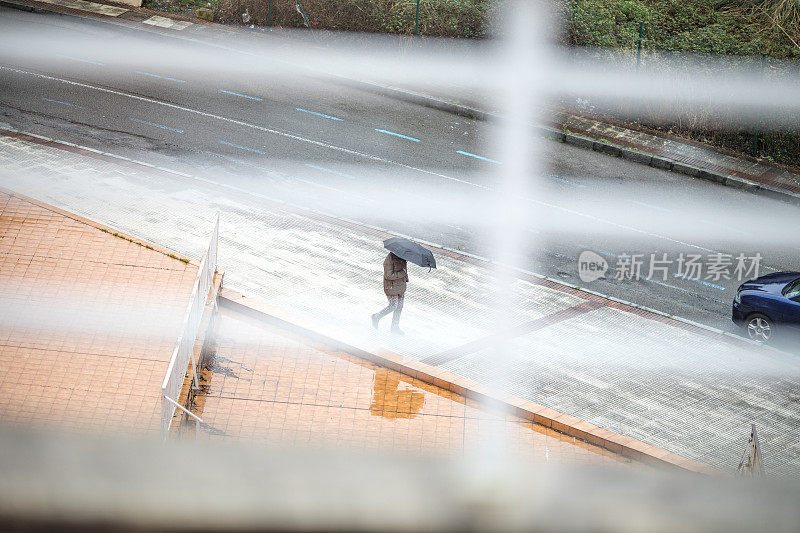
[354,84,800,206]
[219,287,722,476]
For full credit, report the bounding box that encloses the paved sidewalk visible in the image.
[0,188,198,436]
[552,110,800,196]
[2,130,799,476]
[187,304,639,467]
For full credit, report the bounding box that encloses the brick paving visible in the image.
[186,305,638,466]
[0,190,198,435]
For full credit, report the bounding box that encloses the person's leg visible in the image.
[372,295,398,328]
[390,295,404,334]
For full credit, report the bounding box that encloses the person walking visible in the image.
[371,252,408,335]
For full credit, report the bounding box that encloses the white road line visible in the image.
[1,65,786,270]
[0,66,476,188]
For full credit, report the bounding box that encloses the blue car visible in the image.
[732,271,800,343]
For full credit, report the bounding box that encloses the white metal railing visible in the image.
[160,212,219,441]
[737,423,766,477]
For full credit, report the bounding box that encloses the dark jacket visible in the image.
[383,252,408,296]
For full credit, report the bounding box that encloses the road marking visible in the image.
[41,98,84,109]
[218,89,263,101]
[629,200,672,213]
[444,223,465,231]
[135,71,186,83]
[296,108,343,121]
[578,245,615,258]
[142,15,192,30]
[129,118,183,133]
[547,175,585,188]
[700,218,751,236]
[673,273,726,291]
[456,150,501,164]
[57,54,104,66]
[303,164,355,179]
[293,178,372,203]
[375,129,421,142]
[648,278,727,303]
[219,140,267,155]
[4,66,774,261]
[0,67,478,188]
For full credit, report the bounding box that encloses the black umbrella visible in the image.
[383,237,436,269]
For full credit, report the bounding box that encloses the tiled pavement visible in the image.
[186,305,637,466]
[0,190,198,435]
[2,132,799,475]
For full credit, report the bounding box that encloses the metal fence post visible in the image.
[295,0,317,43]
[267,0,272,27]
[636,21,643,74]
[752,53,766,157]
[414,0,420,37]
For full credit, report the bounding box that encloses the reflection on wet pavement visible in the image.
[370,371,426,420]
[186,306,639,467]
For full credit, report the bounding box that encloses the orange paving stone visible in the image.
[0,191,198,436]
[186,306,641,467]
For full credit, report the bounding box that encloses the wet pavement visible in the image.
[0,189,197,435]
[184,305,638,466]
[2,130,799,475]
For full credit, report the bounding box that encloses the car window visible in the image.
[784,278,800,300]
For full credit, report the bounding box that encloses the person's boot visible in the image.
[391,326,405,336]
[371,314,379,329]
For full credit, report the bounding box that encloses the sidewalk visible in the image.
[2,129,798,475]
[3,0,800,203]
[0,187,650,469]
[188,304,641,467]
[0,188,199,436]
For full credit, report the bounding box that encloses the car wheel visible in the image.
[746,313,774,343]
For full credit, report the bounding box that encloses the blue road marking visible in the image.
[129,117,183,133]
[135,71,186,83]
[578,245,616,258]
[296,108,343,121]
[304,163,355,179]
[673,273,726,291]
[218,89,263,101]
[700,219,750,236]
[219,140,267,155]
[547,175,586,188]
[456,150,501,164]
[57,54,104,66]
[375,129,421,142]
[42,98,84,109]
[629,200,672,213]
[648,279,698,295]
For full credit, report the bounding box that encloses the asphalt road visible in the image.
[1,6,799,343]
